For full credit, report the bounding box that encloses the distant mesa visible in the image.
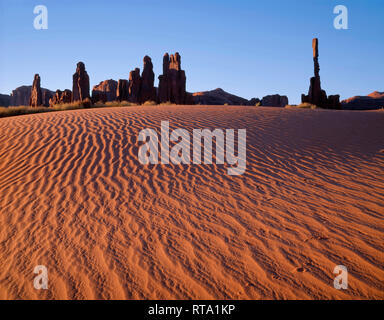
[192,88,250,105]
[341,91,384,110]
[6,85,53,107]
[368,91,384,99]
[301,38,341,109]
[261,94,288,108]
[192,89,288,107]
[11,86,31,106]
[0,94,11,107]
[248,98,261,106]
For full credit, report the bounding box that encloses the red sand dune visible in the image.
[0,105,383,299]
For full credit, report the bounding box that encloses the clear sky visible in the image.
[0,0,383,103]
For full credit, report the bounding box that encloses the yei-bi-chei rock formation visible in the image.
[301,38,341,109]
[93,54,186,105]
[72,62,90,102]
[29,74,43,107]
[128,68,141,103]
[49,61,90,106]
[140,55,157,103]
[103,56,157,104]
[49,89,72,106]
[116,79,129,102]
[158,52,193,104]
[92,80,117,103]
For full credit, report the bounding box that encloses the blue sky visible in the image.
[0,0,383,103]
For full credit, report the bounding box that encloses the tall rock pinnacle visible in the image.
[301,38,341,109]
[72,62,90,102]
[29,74,42,107]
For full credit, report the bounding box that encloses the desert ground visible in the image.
[0,105,383,300]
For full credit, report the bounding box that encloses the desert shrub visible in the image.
[142,100,157,106]
[81,98,92,108]
[285,103,317,109]
[0,99,145,119]
[158,101,177,106]
[105,100,138,107]
[52,101,83,110]
[0,104,85,118]
[0,106,48,117]
[105,101,120,107]
[93,101,107,108]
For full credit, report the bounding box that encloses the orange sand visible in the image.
[0,105,383,300]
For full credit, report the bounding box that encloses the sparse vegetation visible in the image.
[105,100,138,107]
[285,103,318,109]
[0,103,85,118]
[158,101,177,106]
[82,97,92,108]
[0,100,143,118]
[142,100,157,106]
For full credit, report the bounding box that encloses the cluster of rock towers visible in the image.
[29,52,192,107]
[27,39,342,109]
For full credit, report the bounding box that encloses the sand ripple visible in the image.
[0,106,383,299]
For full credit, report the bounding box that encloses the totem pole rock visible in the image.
[301,38,341,109]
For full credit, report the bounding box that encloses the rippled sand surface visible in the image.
[0,105,383,299]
